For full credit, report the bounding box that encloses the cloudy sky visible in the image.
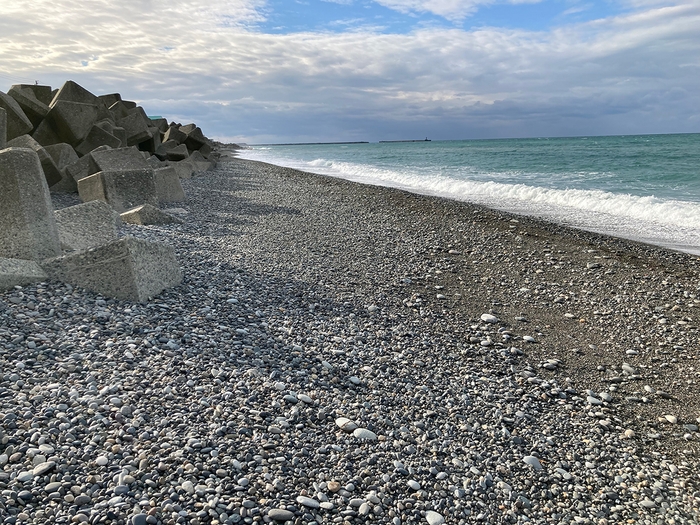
[0,0,698,143]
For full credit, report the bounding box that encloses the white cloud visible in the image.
[0,0,698,142]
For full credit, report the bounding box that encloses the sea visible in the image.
[237,134,700,255]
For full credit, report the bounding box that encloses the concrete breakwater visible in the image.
[0,80,219,301]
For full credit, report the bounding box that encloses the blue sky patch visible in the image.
[254,0,630,34]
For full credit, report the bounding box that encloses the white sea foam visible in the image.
[239,149,700,255]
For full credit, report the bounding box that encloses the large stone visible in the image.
[120,204,183,225]
[153,166,185,203]
[0,258,48,291]
[183,126,207,151]
[75,125,122,156]
[95,119,127,146]
[155,139,179,160]
[13,84,53,106]
[45,100,99,146]
[117,112,152,146]
[164,160,196,179]
[0,107,6,149]
[163,126,187,144]
[8,86,50,128]
[41,236,182,302]
[63,145,109,187]
[45,144,80,193]
[189,150,215,171]
[108,101,130,121]
[198,142,213,158]
[128,106,150,122]
[138,127,161,154]
[50,80,98,107]
[54,201,119,252]
[0,148,61,260]
[45,143,79,171]
[97,93,121,108]
[78,168,158,213]
[31,118,62,147]
[150,118,169,133]
[146,155,161,166]
[7,135,62,187]
[166,144,189,161]
[0,91,33,141]
[90,147,149,173]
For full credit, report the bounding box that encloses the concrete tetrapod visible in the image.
[0,107,6,149]
[6,134,62,187]
[0,91,33,141]
[153,166,186,203]
[54,200,119,252]
[78,168,158,213]
[41,236,182,302]
[120,204,183,226]
[0,147,61,261]
[0,258,48,291]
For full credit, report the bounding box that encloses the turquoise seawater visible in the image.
[238,134,700,254]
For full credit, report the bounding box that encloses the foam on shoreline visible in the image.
[238,147,700,256]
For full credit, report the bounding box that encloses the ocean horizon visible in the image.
[237,133,700,256]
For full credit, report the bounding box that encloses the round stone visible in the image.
[480,313,499,324]
[353,428,377,441]
[523,456,542,470]
[268,509,295,521]
[131,514,148,525]
[32,461,56,476]
[425,510,445,525]
[296,495,320,509]
[335,417,358,432]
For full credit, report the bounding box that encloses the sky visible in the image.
[0,0,698,144]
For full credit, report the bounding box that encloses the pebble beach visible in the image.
[2,156,700,525]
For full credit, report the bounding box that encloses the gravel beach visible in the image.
[2,157,700,525]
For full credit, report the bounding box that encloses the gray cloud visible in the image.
[0,0,697,142]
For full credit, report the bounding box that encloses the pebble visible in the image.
[408,479,421,490]
[523,455,543,470]
[353,428,377,440]
[268,509,295,521]
[335,417,358,432]
[32,460,55,476]
[481,313,499,323]
[296,495,320,509]
[587,395,603,406]
[131,514,148,525]
[425,510,446,525]
[16,471,33,482]
[622,363,636,375]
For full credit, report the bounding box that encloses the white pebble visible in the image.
[296,495,320,508]
[425,510,445,525]
[523,455,542,470]
[335,417,358,432]
[353,428,377,441]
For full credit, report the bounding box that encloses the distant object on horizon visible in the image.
[379,138,431,143]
